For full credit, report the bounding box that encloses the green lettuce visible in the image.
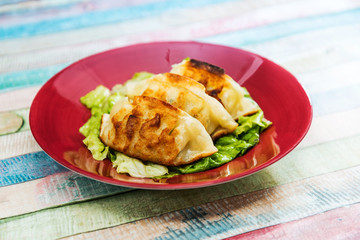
[129,71,154,82]
[79,85,124,160]
[80,85,110,109]
[110,151,168,178]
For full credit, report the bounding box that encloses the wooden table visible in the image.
[1,0,360,239]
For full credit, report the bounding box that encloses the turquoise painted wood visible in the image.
[0,0,233,40]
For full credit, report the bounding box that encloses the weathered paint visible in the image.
[1,132,360,217]
[0,0,233,40]
[0,151,67,187]
[225,203,360,240]
[60,165,360,240]
[1,0,360,239]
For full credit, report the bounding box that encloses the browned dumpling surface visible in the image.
[125,73,238,140]
[171,58,259,119]
[100,96,217,166]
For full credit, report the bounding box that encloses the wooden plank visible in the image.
[0,0,315,55]
[1,135,360,239]
[0,0,155,10]
[310,83,360,117]
[0,0,81,8]
[0,113,359,218]
[297,107,360,149]
[246,24,360,77]
[1,14,360,93]
[297,60,360,95]
[0,120,360,217]
[65,167,360,240]
[2,0,360,73]
[0,63,67,93]
[0,151,68,187]
[0,1,177,22]
[51,164,360,240]
[201,8,360,47]
[0,86,40,111]
[0,131,41,160]
[0,0,230,40]
[0,171,131,219]
[225,203,360,240]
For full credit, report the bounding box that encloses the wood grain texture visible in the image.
[0,0,230,40]
[2,13,360,93]
[0,63,67,92]
[0,0,360,68]
[297,107,360,149]
[0,151,67,187]
[0,171,131,219]
[0,128,360,218]
[0,131,41,160]
[0,86,40,111]
[0,116,360,218]
[0,0,308,55]
[0,0,158,17]
[1,134,360,239]
[62,164,360,240]
[1,0,360,239]
[245,23,360,75]
[225,203,360,240]
[201,8,360,47]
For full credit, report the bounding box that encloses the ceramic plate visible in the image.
[30,41,312,189]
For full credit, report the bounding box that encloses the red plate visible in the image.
[30,41,312,189]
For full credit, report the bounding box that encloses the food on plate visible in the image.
[99,96,217,166]
[125,72,238,139]
[171,58,259,119]
[79,60,271,178]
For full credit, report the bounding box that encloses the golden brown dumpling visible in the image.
[171,58,259,119]
[125,73,238,139]
[99,96,217,166]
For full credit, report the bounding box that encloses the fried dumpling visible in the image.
[99,96,217,166]
[125,73,238,139]
[171,58,259,119]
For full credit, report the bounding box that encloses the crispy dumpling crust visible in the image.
[171,59,260,119]
[100,96,217,166]
[125,72,238,140]
[174,59,227,104]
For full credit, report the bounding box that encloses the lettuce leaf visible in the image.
[83,134,109,160]
[79,86,123,160]
[80,85,110,109]
[130,71,154,82]
[110,151,168,178]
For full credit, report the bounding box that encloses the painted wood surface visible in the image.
[225,203,360,240]
[0,0,360,239]
[1,134,360,239]
[0,133,359,220]
[62,164,360,240]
